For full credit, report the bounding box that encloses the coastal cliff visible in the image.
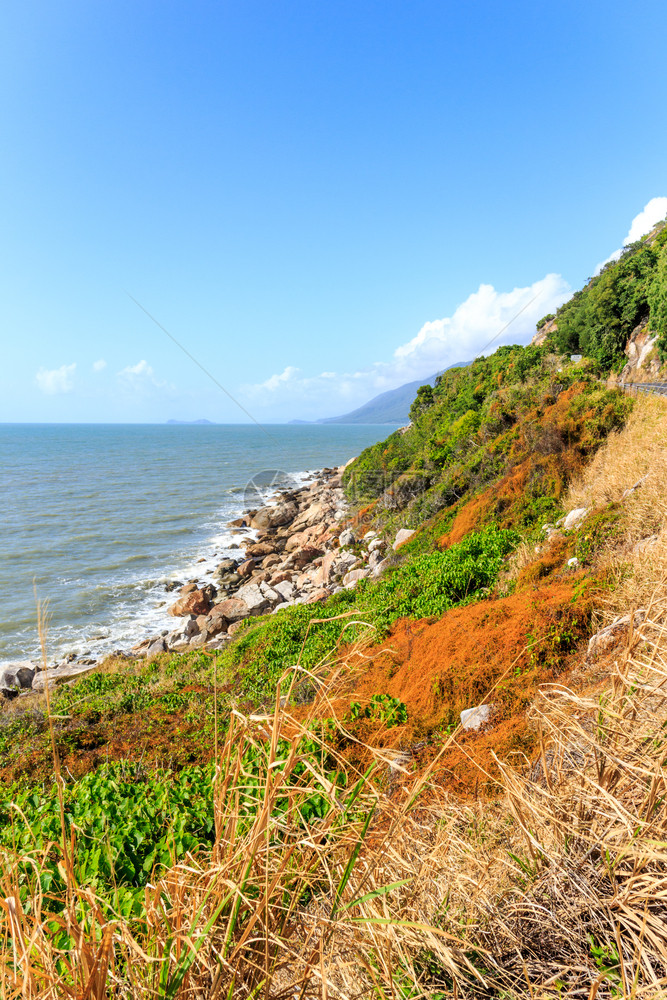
[3,237,667,993]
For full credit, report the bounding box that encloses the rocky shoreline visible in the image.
[0,463,394,698]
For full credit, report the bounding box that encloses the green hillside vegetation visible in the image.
[547,220,667,367]
[343,344,630,535]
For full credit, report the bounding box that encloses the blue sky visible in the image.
[2,0,666,423]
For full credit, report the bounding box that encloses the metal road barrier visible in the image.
[619,381,667,397]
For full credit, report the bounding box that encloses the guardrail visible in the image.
[618,381,667,397]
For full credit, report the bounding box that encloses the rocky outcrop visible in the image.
[154,465,406,653]
[620,320,661,381]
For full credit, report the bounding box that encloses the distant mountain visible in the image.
[293,363,469,425]
[166,418,215,425]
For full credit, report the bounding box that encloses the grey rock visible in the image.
[32,663,98,690]
[183,617,200,638]
[460,704,493,731]
[368,538,385,553]
[393,528,416,550]
[339,528,356,547]
[563,507,588,531]
[16,665,36,688]
[273,579,296,601]
[259,582,284,604]
[336,551,358,573]
[368,549,384,570]
[343,567,371,589]
[147,637,167,656]
[372,558,390,578]
[587,610,646,661]
[0,670,21,698]
[235,582,270,614]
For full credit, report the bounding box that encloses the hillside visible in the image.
[3,223,667,996]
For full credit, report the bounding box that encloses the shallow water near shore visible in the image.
[0,423,392,664]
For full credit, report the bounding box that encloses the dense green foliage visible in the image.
[536,313,555,330]
[343,346,631,534]
[0,763,215,918]
[0,728,346,919]
[549,224,667,368]
[648,241,667,359]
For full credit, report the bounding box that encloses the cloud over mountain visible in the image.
[241,272,571,419]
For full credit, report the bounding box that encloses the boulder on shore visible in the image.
[211,597,248,623]
[168,588,212,618]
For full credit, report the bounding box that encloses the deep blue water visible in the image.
[0,423,391,663]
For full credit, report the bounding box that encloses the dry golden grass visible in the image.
[5,607,667,998]
[565,392,667,616]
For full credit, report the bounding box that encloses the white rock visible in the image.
[235,582,270,613]
[273,579,295,601]
[339,528,356,547]
[567,556,579,568]
[363,530,377,540]
[369,538,385,553]
[343,567,371,589]
[334,510,346,521]
[372,558,390,578]
[393,528,416,550]
[563,507,588,531]
[460,704,493,731]
[259,582,284,604]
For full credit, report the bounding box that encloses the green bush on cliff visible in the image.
[343,345,631,538]
[549,223,667,368]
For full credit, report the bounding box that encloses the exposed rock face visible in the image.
[620,320,661,381]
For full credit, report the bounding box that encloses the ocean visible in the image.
[0,423,391,666]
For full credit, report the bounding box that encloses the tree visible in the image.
[409,384,434,424]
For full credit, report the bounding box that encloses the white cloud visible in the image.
[625,197,667,244]
[35,363,76,395]
[117,359,170,393]
[119,360,154,378]
[595,196,667,274]
[92,359,107,372]
[241,272,571,419]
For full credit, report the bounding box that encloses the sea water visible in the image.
[0,423,390,664]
